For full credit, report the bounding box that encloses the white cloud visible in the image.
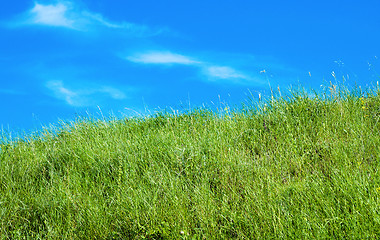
[99,86,126,100]
[127,52,200,65]
[46,80,127,107]
[30,2,75,28]
[82,11,142,30]
[205,66,249,79]
[14,1,158,35]
[46,80,79,106]
[125,50,260,83]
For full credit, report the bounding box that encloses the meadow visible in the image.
[0,83,380,239]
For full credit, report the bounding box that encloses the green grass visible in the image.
[1,84,380,239]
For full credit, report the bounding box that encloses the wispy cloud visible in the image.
[100,86,127,100]
[127,52,200,65]
[46,80,80,106]
[10,1,161,35]
[205,66,249,79]
[125,50,260,83]
[30,2,75,28]
[46,80,127,107]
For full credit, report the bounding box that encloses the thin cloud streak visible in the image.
[205,66,248,79]
[10,1,161,36]
[100,86,127,100]
[46,80,79,106]
[46,80,127,107]
[127,52,200,65]
[126,50,258,83]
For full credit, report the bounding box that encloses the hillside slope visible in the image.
[1,86,380,239]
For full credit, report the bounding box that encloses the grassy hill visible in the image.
[1,84,380,239]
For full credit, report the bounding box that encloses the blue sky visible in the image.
[1,0,379,133]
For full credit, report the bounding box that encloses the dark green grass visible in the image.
[1,85,380,239]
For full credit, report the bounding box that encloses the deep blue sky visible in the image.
[1,0,379,133]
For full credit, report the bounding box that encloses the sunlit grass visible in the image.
[0,84,380,239]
